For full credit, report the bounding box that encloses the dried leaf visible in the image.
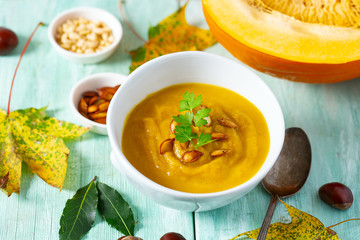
[97,182,135,236]
[129,3,217,72]
[59,177,98,240]
[230,200,340,240]
[0,172,9,189]
[0,107,88,196]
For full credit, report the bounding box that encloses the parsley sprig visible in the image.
[173,92,215,148]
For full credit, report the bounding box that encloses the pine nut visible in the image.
[55,17,114,54]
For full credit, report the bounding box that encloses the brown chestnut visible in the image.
[160,232,186,240]
[0,27,18,55]
[318,182,353,210]
[118,237,143,240]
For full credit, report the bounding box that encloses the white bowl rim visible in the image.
[69,72,127,129]
[107,51,285,199]
[48,6,122,59]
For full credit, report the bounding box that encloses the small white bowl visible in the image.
[107,51,285,212]
[48,7,122,64]
[69,72,127,135]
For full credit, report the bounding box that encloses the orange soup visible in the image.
[122,83,270,193]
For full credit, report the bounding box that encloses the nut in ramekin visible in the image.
[78,85,120,124]
[56,17,114,54]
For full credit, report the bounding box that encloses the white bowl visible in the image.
[48,7,122,64]
[69,72,127,135]
[107,52,285,212]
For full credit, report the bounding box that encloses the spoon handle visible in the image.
[257,195,279,240]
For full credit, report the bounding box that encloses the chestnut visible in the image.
[318,182,353,210]
[0,27,18,55]
[118,236,143,240]
[160,232,186,240]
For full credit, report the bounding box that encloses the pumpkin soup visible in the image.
[122,83,270,193]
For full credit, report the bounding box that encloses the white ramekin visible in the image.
[48,7,122,64]
[69,72,127,135]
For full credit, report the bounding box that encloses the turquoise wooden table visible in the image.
[1,0,360,239]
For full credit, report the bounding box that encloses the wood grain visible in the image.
[1,0,359,239]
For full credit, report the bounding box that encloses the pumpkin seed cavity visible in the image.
[248,0,360,28]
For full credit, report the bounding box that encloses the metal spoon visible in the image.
[257,127,311,240]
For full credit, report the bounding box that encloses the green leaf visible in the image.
[179,92,202,112]
[173,92,215,148]
[179,99,188,112]
[97,182,135,236]
[191,95,203,111]
[195,119,208,127]
[194,108,211,127]
[196,133,215,148]
[172,112,193,126]
[59,177,98,240]
[179,92,193,112]
[174,125,197,143]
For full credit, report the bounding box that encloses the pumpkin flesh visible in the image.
[203,0,360,83]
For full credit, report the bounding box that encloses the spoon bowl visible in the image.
[257,127,311,240]
[262,127,312,197]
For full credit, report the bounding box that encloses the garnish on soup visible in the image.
[170,92,216,151]
[160,91,232,162]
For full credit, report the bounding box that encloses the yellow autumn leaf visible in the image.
[230,200,340,240]
[0,107,88,196]
[128,2,217,72]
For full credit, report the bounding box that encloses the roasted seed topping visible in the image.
[170,119,177,134]
[160,138,175,154]
[211,132,228,140]
[218,118,237,128]
[210,149,230,157]
[182,150,204,163]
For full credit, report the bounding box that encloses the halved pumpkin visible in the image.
[202,0,360,83]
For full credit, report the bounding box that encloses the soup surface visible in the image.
[122,83,270,193]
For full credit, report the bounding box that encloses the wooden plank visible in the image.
[2,0,360,239]
[0,0,194,239]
